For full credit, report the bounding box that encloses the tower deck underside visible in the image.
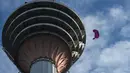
[18,34,71,73]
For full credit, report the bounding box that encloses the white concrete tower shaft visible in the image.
[30,60,57,73]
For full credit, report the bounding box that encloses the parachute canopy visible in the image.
[93,29,99,40]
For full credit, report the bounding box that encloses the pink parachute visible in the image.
[93,29,99,40]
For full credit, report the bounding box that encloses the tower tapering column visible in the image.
[32,1,56,73]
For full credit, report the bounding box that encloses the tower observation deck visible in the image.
[2,0,86,73]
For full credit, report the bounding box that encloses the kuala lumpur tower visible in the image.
[2,0,86,73]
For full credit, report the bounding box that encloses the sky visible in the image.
[0,0,130,73]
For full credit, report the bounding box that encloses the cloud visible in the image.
[58,0,97,8]
[0,0,130,73]
[98,41,130,67]
[70,5,130,73]
[120,24,130,38]
[58,0,98,16]
[0,49,18,73]
[109,6,128,20]
[0,0,25,31]
[0,0,24,12]
[96,41,130,73]
[0,0,24,73]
